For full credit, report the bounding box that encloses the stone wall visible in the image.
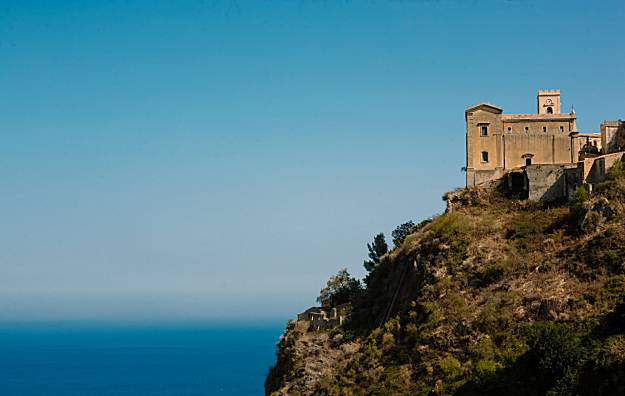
[525,164,578,202]
[501,132,574,169]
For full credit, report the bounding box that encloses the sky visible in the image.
[1,0,624,321]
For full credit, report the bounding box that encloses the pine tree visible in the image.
[363,233,388,272]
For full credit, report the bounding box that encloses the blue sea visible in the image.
[0,321,285,395]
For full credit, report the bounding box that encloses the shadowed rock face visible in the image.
[266,182,625,396]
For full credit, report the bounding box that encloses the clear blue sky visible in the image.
[1,0,624,321]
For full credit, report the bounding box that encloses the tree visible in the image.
[363,233,388,272]
[392,221,416,247]
[317,269,363,308]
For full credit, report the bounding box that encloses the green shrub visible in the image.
[427,212,471,240]
[604,160,625,182]
[439,356,463,379]
[596,160,625,199]
[474,359,497,382]
[526,322,585,378]
[471,337,495,361]
[572,228,625,277]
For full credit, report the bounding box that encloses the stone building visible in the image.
[601,120,625,153]
[461,89,625,202]
[465,90,601,187]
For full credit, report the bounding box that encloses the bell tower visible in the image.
[537,89,561,115]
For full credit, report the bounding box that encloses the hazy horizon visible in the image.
[2,0,625,321]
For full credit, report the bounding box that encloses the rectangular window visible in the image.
[481,151,489,162]
[525,126,529,133]
[480,125,488,137]
[543,126,547,132]
[560,126,564,133]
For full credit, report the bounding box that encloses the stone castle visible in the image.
[465,90,625,201]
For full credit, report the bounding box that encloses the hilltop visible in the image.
[265,162,625,395]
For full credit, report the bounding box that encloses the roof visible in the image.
[465,102,503,114]
[502,113,576,122]
[537,89,560,95]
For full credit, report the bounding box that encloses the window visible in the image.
[481,151,489,162]
[599,159,605,176]
[560,126,564,132]
[480,125,488,136]
[547,107,553,114]
[525,126,529,133]
[507,127,512,132]
[526,157,532,166]
[543,126,547,132]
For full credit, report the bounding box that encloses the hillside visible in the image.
[265,162,625,396]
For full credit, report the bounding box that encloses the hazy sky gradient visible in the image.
[1,0,624,320]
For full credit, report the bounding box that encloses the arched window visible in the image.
[546,107,553,114]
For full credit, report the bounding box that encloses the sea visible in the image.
[0,320,286,396]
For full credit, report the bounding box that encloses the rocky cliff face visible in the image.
[266,165,625,395]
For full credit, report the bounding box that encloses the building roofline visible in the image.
[502,113,576,122]
[537,89,561,95]
[465,102,503,114]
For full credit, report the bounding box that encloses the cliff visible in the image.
[265,162,625,396]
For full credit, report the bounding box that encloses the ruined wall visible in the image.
[297,306,346,332]
[525,164,578,202]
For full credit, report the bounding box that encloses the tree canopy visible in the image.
[363,233,388,272]
[317,268,363,308]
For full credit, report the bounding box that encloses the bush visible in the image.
[572,228,625,277]
[427,212,471,240]
[474,359,497,382]
[569,185,589,224]
[439,356,463,379]
[526,322,584,378]
[604,159,625,182]
[596,160,625,199]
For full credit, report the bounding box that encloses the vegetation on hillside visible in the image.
[266,161,625,396]
[317,269,362,308]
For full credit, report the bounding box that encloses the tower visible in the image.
[537,90,561,115]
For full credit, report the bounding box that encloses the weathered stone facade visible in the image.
[524,164,579,202]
